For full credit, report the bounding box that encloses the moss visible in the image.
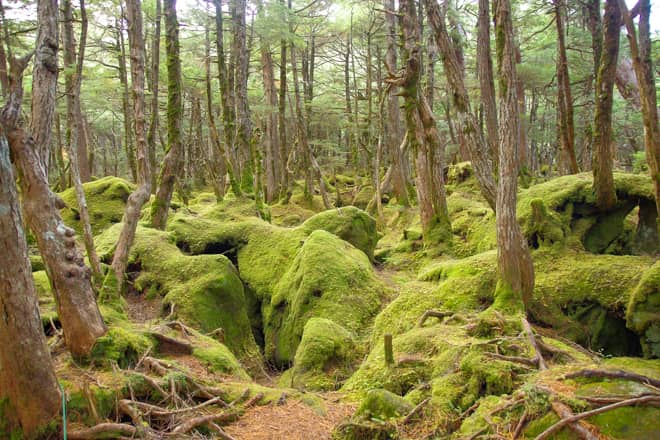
[29,255,44,272]
[589,406,660,439]
[90,326,153,368]
[355,389,414,421]
[192,334,250,379]
[266,230,385,366]
[351,186,374,210]
[626,261,660,358]
[59,176,134,236]
[63,382,117,426]
[281,318,357,391]
[96,224,259,360]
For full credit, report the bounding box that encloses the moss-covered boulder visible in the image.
[627,261,660,358]
[280,318,357,390]
[356,389,414,421]
[59,176,134,235]
[95,225,259,360]
[265,230,385,366]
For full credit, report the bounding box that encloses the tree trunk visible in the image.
[477,0,498,164]
[147,0,161,192]
[618,0,660,232]
[494,0,534,310]
[397,0,451,245]
[383,0,410,206]
[62,0,101,280]
[554,0,579,174]
[592,0,620,211]
[423,0,496,211]
[117,14,137,182]
[278,0,288,199]
[113,0,153,286]
[151,0,183,230]
[3,51,106,359]
[0,133,61,438]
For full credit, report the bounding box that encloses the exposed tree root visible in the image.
[68,423,139,439]
[403,397,430,424]
[563,369,660,388]
[170,411,240,435]
[522,317,547,370]
[418,309,452,327]
[549,400,600,440]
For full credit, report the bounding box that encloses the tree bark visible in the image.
[592,0,620,211]
[554,0,579,175]
[618,0,660,233]
[494,0,535,310]
[0,133,61,438]
[113,0,153,286]
[147,0,161,192]
[477,0,498,164]
[151,0,183,230]
[423,0,496,211]
[117,14,137,182]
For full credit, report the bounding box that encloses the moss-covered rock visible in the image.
[626,261,660,358]
[355,389,413,421]
[280,318,357,390]
[352,185,374,210]
[95,224,259,360]
[59,176,134,236]
[265,230,385,366]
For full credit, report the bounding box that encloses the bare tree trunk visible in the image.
[233,0,253,192]
[62,0,101,280]
[0,133,61,438]
[147,0,161,192]
[117,14,137,182]
[151,0,182,230]
[383,0,410,206]
[423,0,496,210]
[618,0,660,232]
[397,0,451,244]
[477,0,498,163]
[554,0,579,174]
[113,0,153,286]
[2,27,106,359]
[494,0,534,310]
[205,8,227,200]
[592,0,620,211]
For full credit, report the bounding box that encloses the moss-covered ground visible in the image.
[12,169,658,439]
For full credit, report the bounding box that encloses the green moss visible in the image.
[589,406,660,439]
[351,185,374,210]
[266,230,385,366]
[59,176,134,236]
[29,255,44,272]
[90,326,153,368]
[96,224,259,360]
[281,318,357,391]
[192,334,250,379]
[63,382,117,426]
[355,389,414,421]
[626,261,660,358]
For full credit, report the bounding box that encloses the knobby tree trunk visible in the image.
[397,0,451,245]
[151,0,183,230]
[113,0,153,286]
[423,0,496,211]
[592,0,620,211]
[147,0,161,192]
[62,0,101,280]
[2,7,106,358]
[554,0,579,174]
[494,0,534,310]
[0,133,61,438]
[618,0,660,232]
[477,0,498,164]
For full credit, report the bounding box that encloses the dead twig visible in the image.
[403,397,429,424]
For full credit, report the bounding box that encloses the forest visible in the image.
[0,0,658,438]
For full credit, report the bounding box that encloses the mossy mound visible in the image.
[59,176,134,236]
[355,388,414,421]
[626,261,660,358]
[265,230,386,367]
[351,185,374,210]
[279,318,358,391]
[95,224,259,361]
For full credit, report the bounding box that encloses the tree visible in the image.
[0,133,61,438]
[476,0,497,163]
[592,0,620,211]
[112,0,153,287]
[151,0,183,230]
[3,0,106,358]
[493,0,534,310]
[147,0,161,192]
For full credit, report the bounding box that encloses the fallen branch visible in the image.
[522,318,547,370]
[583,393,658,405]
[549,400,599,440]
[534,395,660,440]
[170,411,239,435]
[68,423,138,439]
[418,310,452,327]
[142,356,170,376]
[403,397,429,424]
[563,369,660,389]
[243,392,264,408]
